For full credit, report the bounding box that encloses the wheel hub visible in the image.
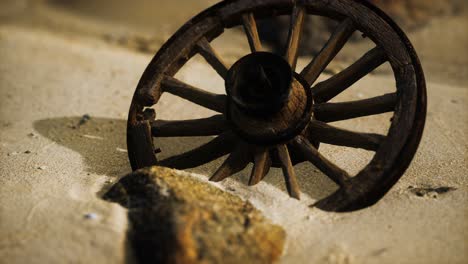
[225,52,313,145]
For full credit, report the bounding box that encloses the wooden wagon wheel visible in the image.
[127,0,426,212]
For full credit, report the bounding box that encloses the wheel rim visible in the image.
[127,0,427,212]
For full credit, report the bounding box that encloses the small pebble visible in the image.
[82,134,104,140]
[116,147,128,153]
[84,213,98,220]
[78,114,91,126]
[37,166,47,170]
[450,99,458,104]
[24,150,31,154]
[71,114,92,129]
[27,132,38,138]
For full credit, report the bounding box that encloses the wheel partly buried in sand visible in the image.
[127,0,426,212]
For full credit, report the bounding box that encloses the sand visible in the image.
[0,1,467,263]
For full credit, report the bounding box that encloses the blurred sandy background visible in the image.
[0,0,467,263]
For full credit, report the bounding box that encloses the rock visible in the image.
[104,167,285,264]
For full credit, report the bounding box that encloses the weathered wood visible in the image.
[313,47,387,103]
[162,75,226,113]
[242,13,262,52]
[127,121,158,170]
[142,109,156,122]
[159,131,237,169]
[219,0,293,26]
[323,0,411,68]
[308,120,385,151]
[291,137,350,186]
[314,93,397,122]
[128,0,426,213]
[151,115,227,137]
[135,16,223,106]
[276,144,300,199]
[210,144,250,182]
[249,148,271,186]
[196,37,229,78]
[229,77,308,143]
[284,5,305,69]
[301,18,355,86]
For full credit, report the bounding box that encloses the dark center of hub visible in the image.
[225,52,293,117]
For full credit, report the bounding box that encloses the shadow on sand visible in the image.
[33,116,337,201]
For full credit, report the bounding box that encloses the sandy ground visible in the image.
[1,1,467,263]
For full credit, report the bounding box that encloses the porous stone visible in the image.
[104,167,285,264]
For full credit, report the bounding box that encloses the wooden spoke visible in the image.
[314,93,397,122]
[308,120,385,151]
[242,13,262,52]
[159,131,236,169]
[301,18,355,86]
[151,115,227,137]
[291,137,350,186]
[162,75,226,113]
[277,144,301,199]
[195,37,229,78]
[248,147,271,186]
[313,47,388,103]
[210,144,250,182]
[284,5,305,70]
